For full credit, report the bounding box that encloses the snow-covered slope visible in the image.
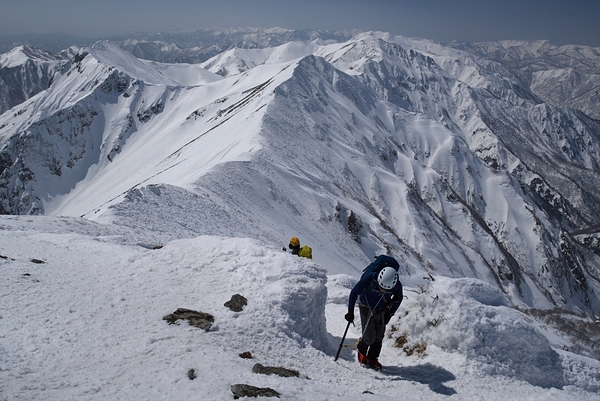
[449,40,600,120]
[1,34,599,314]
[1,216,599,400]
[0,41,277,217]
[200,41,321,77]
[169,32,600,313]
[1,31,600,398]
[0,45,70,115]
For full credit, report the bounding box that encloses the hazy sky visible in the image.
[0,0,598,46]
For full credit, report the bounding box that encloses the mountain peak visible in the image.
[1,30,599,320]
[83,41,178,85]
[0,45,59,69]
[1,29,599,399]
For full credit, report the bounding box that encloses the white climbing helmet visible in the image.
[377,267,398,291]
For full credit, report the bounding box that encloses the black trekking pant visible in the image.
[357,305,386,359]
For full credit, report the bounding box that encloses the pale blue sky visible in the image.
[1,0,598,46]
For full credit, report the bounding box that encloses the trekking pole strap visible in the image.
[340,338,361,349]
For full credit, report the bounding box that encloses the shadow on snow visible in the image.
[331,334,456,396]
[378,364,457,396]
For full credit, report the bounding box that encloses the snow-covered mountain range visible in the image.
[112,27,360,64]
[0,45,76,115]
[449,40,600,120]
[1,28,599,399]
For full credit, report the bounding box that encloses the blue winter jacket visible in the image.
[348,272,403,315]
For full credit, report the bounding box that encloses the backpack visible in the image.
[358,255,401,308]
[361,255,399,278]
[298,246,312,259]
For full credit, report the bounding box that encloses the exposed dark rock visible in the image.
[239,351,253,359]
[224,294,248,312]
[137,101,164,123]
[30,258,45,264]
[162,308,214,331]
[347,210,363,244]
[334,202,363,244]
[187,369,196,380]
[231,384,280,399]
[252,363,299,378]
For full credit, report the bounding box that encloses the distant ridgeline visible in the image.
[1,29,599,317]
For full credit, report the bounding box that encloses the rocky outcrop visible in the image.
[224,294,248,312]
[162,308,214,331]
[231,384,280,399]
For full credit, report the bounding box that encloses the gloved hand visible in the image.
[344,310,354,323]
[384,312,392,325]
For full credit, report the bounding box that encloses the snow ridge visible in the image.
[1,33,599,314]
[1,30,600,399]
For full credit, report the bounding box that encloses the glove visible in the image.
[344,310,354,323]
[384,312,392,325]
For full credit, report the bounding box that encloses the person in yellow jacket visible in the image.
[287,237,312,259]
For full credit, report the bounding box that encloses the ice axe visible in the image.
[334,320,353,361]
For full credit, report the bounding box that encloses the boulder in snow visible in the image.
[231,384,280,399]
[252,363,299,378]
[162,308,214,331]
[224,294,248,312]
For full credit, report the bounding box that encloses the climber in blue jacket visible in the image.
[345,255,403,370]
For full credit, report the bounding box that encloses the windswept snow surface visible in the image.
[2,32,600,399]
[1,215,599,400]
